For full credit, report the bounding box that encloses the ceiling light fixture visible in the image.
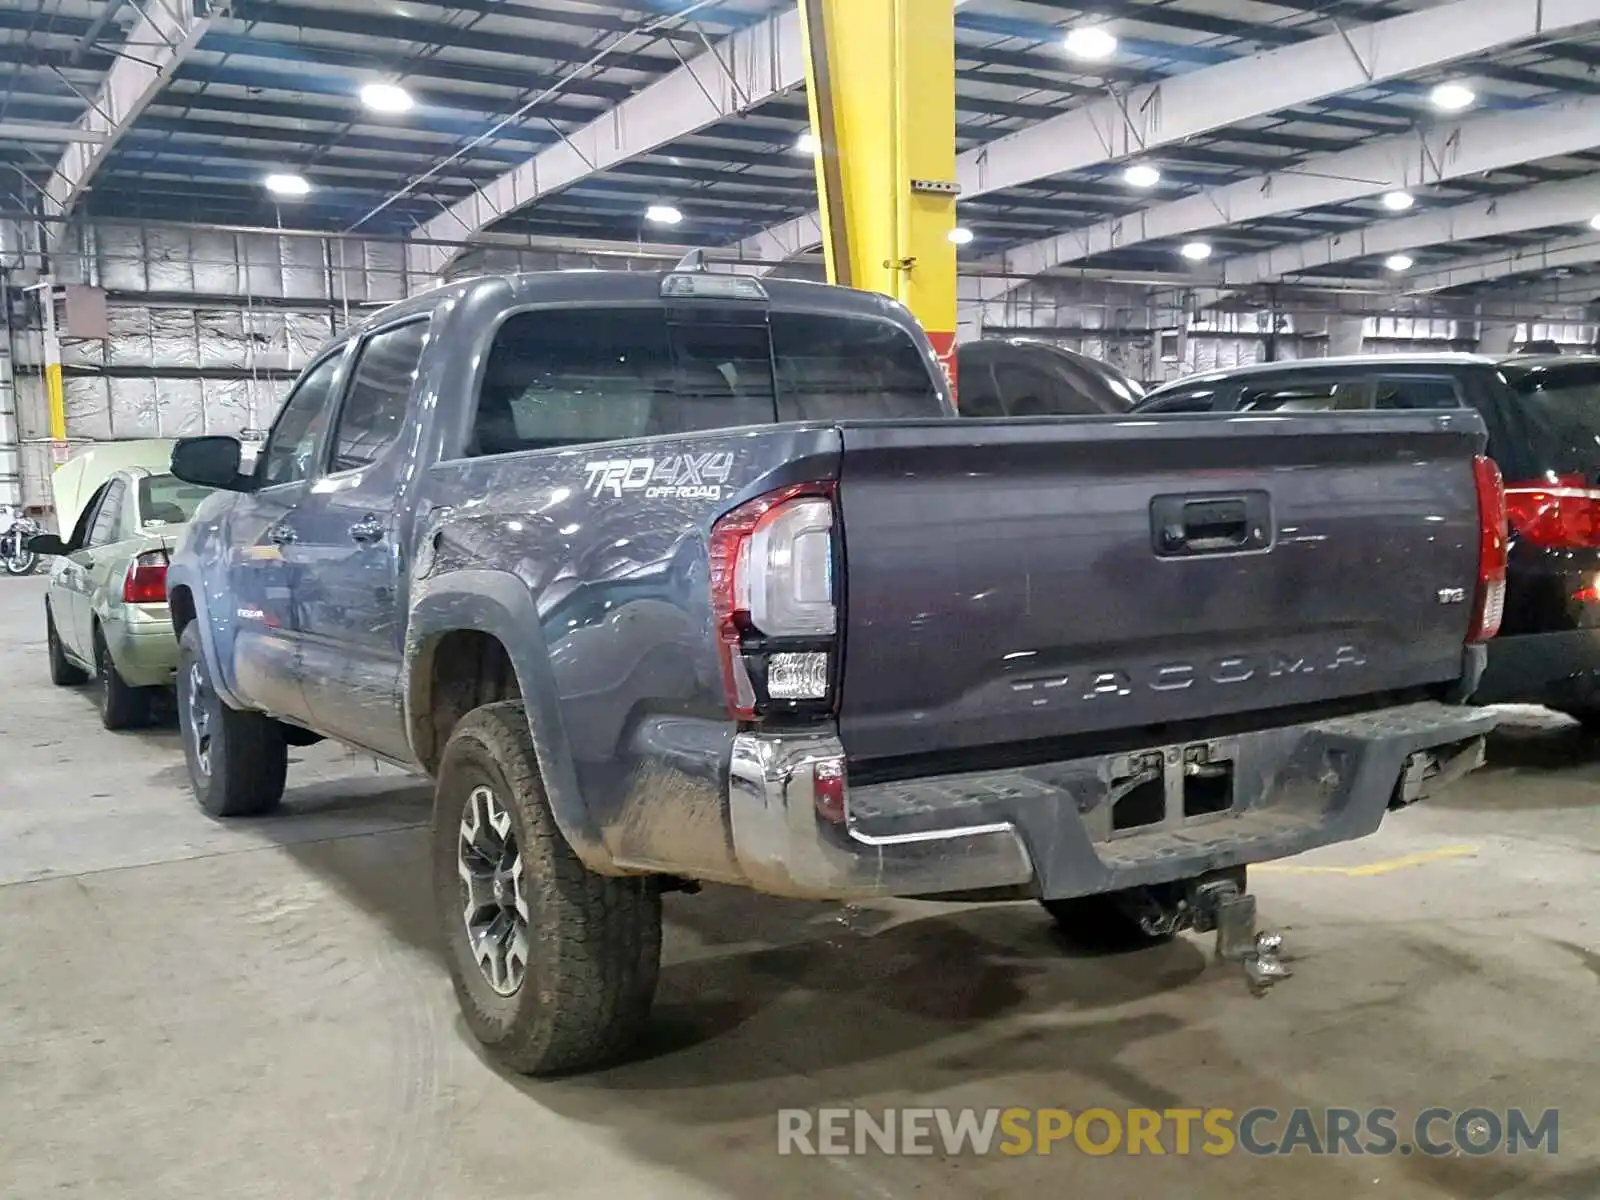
[948,227,974,246]
[1385,253,1414,272]
[360,82,414,114]
[1589,213,1600,231]
[1382,190,1415,212]
[794,132,818,155]
[1180,241,1212,261]
[1429,81,1476,112]
[645,204,683,225]
[1063,25,1118,61]
[1123,163,1161,188]
[264,173,310,198]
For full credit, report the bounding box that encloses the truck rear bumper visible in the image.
[726,701,1497,901]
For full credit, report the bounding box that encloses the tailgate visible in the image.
[835,412,1485,762]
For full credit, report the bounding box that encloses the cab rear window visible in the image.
[469,307,943,457]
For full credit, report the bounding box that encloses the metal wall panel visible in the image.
[7,221,411,507]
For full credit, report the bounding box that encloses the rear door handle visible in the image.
[269,523,297,545]
[349,516,385,545]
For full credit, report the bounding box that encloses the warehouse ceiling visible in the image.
[3,0,1600,299]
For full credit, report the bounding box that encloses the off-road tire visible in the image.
[434,702,661,1076]
[94,624,154,730]
[178,622,287,817]
[45,602,88,686]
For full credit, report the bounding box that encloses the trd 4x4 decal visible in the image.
[584,452,735,501]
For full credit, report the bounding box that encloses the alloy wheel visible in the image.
[184,660,213,777]
[96,638,111,715]
[458,784,529,996]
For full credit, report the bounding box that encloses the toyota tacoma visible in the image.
[165,265,1502,1074]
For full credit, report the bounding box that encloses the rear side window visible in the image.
[1238,378,1373,412]
[1233,373,1462,413]
[332,320,430,472]
[1506,362,1600,477]
[469,306,942,456]
[1374,375,1462,410]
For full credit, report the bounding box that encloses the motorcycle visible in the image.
[1,508,41,576]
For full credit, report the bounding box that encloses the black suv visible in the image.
[1138,353,1600,719]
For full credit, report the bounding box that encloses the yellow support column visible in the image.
[798,0,959,399]
[40,282,66,448]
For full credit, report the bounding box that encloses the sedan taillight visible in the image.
[123,551,169,606]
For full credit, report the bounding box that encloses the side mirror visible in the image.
[172,436,255,492]
[26,533,69,556]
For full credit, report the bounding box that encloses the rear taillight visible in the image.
[1503,471,1600,550]
[709,482,839,720]
[123,550,169,606]
[1469,455,1507,644]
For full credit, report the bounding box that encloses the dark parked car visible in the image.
[166,271,1496,1076]
[957,338,1143,415]
[1139,353,1600,718]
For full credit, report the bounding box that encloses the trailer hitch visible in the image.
[1188,872,1291,994]
[1098,869,1291,992]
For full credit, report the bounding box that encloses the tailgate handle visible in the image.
[1182,499,1248,547]
[1152,491,1270,557]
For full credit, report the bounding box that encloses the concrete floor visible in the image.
[2,575,1597,1200]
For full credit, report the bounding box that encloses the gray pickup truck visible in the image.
[166,264,1501,1075]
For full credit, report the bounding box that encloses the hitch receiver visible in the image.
[1188,871,1292,994]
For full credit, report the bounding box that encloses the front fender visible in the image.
[406,569,608,871]
[165,562,245,711]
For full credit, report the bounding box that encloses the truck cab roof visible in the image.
[347,269,912,341]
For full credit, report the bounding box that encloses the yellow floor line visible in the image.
[1255,844,1479,877]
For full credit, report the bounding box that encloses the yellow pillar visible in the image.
[798,0,959,398]
[39,281,66,445]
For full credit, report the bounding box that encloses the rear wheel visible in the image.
[177,622,287,817]
[434,702,661,1076]
[45,603,88,686]
[94,625,154,730]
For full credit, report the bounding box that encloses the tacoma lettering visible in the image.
[1011,645,1367,700]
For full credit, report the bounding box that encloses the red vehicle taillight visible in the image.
[709,481,839,720]
[1503,471,1600,550]
[122,551,168,606]
[1469,455,1508,644]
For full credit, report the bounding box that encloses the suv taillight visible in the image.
[123,550,169,606]
[709,482,839,720]
[1503,471,1600,550]
[1469,455,1507,644]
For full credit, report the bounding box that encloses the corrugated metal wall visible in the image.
[982,285,1599,385]
[10,223,409,509]
[0,316,17,511]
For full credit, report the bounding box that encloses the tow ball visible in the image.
[1118,869,1291,994]
[1193,880,1291,994]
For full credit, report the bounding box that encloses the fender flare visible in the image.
[406,570,607,870]
[164,564,246,711]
